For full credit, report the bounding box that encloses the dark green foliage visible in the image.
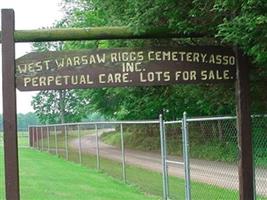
[32,0,267,122]
[216,0,267,66]
[59,0,266,120]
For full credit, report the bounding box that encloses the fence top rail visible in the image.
[186,116,236,122]
[164,120,182,124]
[29,120,160,128]
[28,114,266,128]
[186,114,267,122]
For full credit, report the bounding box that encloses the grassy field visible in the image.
[0,143,157,199]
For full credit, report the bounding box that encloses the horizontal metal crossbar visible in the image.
[164,120,182,124]
[186,114,267,122]
[29,114,266,128]
[29,120,160,128]
[186,116,236,122]
[166,160,184,165]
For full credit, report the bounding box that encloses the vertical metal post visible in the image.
[1,9,20,200]
[182,112,191,200]
[54,126,58,156]
[159,114,167,200]
[32,127,35,148]
[235,48,254,200]
[28,126,31,147]
[47,126,50,152]
[41,127,44,151]
[64,125,69,160]
[95,124,100,170]
[120,123,126,183]
[163,120,170,198]
[78,124,82,164]
[36,127,39,149]
[36,127,38,149]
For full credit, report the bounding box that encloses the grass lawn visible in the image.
[0,147,158,200]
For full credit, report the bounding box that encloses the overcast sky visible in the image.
[0,0,64,113]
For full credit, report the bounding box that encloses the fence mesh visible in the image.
[186,116,267,200]
[187,118,239,200]
[0,115,263,200]
[252,116,267,199]
[164,122,185,199]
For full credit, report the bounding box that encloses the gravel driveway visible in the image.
[69,129,267,196]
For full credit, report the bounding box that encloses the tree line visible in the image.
[0,113,39,131]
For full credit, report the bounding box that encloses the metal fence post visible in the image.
[41,127,44,151]
[64,125,69,160]
[54,126,58,156]
[47,126,50,153]
[182,112,191,200]
[95,124,100,170]
[28,126,31,147]
[32,127,35,149]
[36,127,39,149]
[160,114,168,200]
[163,120,170,198]
[120,123,126,183]
[78,124,82,164]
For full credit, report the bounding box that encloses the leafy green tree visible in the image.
[32,90,86,124]
[31,40,89,124]
[59,0,265,119]
[32,0,267,123]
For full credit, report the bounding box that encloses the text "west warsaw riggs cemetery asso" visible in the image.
[15,47,236,91]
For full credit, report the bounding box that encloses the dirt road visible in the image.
[70,129,267,196]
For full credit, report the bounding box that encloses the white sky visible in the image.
[0,0,64,113]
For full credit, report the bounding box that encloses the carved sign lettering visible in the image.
[15,47,236,91]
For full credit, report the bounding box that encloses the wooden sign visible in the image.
[16,47,236,91]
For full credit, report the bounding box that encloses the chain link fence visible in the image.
[252,116,267,199]
[187,116,239,200]
[184,115,267,200]
[27,115,266,200]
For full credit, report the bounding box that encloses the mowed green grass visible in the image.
[0,147,158,200]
